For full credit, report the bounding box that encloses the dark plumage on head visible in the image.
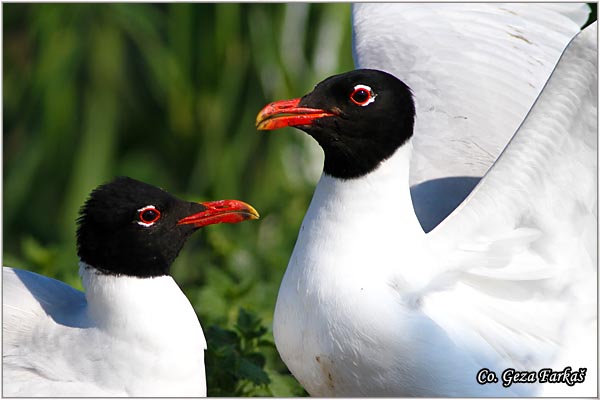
[257,69,415,179]
[76,177,205,277]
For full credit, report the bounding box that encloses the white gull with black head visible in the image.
[3,176,259,396]
[256,23,597,396]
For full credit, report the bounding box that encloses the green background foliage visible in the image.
[3,3,354,395]
[3,3,596,396]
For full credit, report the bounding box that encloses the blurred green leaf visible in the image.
[236,307,267,339]
[204,308,302,396]
[238,357,270,386]
[264,371,308,397]
[21,236,56,267]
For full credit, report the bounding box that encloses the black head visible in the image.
[76,177,259,278]
[256,69,415,179]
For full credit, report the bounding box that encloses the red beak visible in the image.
[177,200,259,228]
[255,98,335,130]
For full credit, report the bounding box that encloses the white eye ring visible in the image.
[136,205,161,227]
[351,84,377,107]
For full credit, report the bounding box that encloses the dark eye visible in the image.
[137,206,161,226]
[350,85,376,106]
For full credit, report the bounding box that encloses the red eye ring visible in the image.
[350,84,376,106]
[138,205,161,226]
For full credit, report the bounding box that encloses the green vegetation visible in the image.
[4,3,353,395]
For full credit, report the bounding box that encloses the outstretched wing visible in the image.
[352,3,590,187]
[423,23,597,396]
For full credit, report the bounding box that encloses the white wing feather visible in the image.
[353,3,590,187]
[423,22,597,396]
[2,266,208,396]
[2,267,122,396]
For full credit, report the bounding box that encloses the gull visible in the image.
[256,17,597,397]
[3,176,259,397]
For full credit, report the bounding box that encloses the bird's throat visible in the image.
[298,142,425,275]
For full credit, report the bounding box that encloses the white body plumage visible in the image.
[3,264,207,397]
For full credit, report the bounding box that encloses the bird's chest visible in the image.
[273,221,419,395]
[272,172,435,395]
[274,259,419,396]
[79,273,208,396]
[103,332,206,396]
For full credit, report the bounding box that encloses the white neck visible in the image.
[78,263,207,396]
[289,141,425,282]
[79,263,206,349]
[318,141,422,235]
